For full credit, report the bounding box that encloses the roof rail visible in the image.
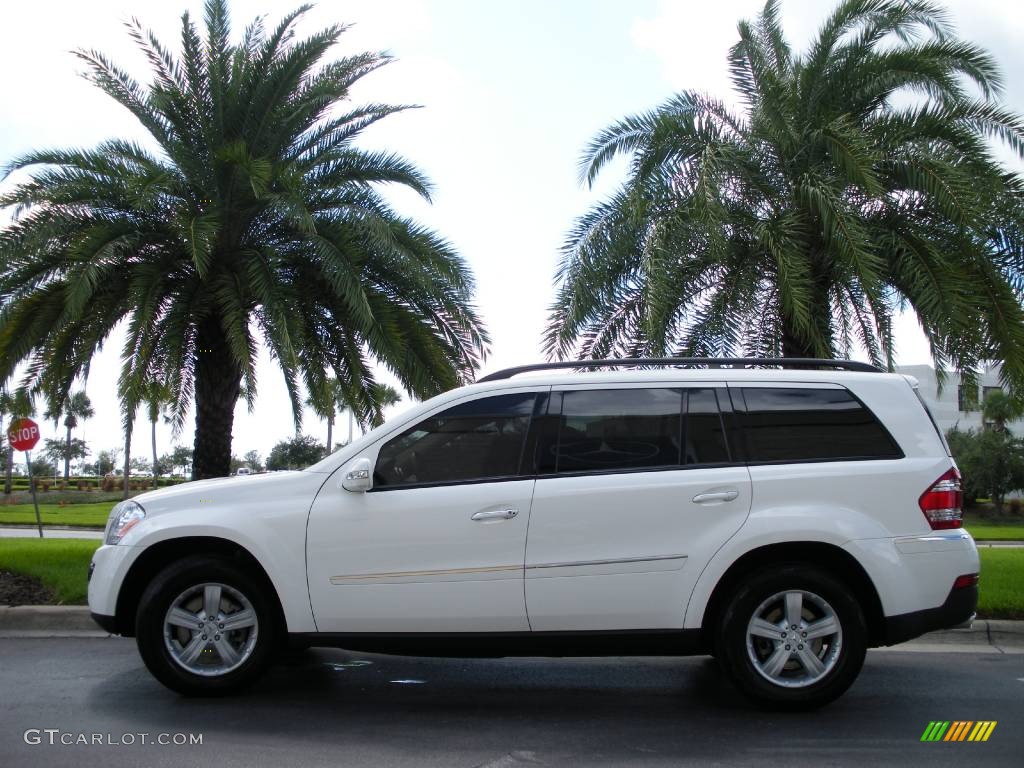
[477,357,882,383]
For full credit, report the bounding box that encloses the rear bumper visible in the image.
[881,583,979,646]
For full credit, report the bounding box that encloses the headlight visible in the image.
[104,501,146,545]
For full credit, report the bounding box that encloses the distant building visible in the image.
[895,364,1021,436]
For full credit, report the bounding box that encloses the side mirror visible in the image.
[341,457,373,492]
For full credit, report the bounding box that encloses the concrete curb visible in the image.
[0,606,103,632]
[0,606,1022,651]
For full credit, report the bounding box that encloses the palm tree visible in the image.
[305,378,341,452]
[1,388,36,493]
[364,382,401,427]
[120,399,137,500]
[141,379,174,489]
[0,0,488,479]
[546,0,1024,394]
[981,388,1022,432]
[308,378,401,450]
[44,391,94,480]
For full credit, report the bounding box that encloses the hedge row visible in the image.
[3,477,186,492]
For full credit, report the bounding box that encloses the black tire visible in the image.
[135,555,279,696]
[716,564,867,710]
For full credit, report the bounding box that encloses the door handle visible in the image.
[692,489,739,504]
[471,508,519,521]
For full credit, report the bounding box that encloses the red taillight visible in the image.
[919,467,963,530]
[953,573,979,589]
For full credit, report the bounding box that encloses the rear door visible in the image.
[524,383,752,631]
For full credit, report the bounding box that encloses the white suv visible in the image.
[88,358,979,708]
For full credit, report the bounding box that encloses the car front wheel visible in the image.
[716,564,867,709]
[135,555,278,695]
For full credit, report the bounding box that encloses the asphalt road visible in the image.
[0,637,1021,768]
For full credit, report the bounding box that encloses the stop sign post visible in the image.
[7,417,43,538]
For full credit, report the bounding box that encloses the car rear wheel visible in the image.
[135,555,278,695]
[716,564,867,709]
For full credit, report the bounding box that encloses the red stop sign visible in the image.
[8,417,40,452]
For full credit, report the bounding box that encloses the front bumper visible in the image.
[86,543,143,633]
[882,583,979,645]
[91,612,119,634]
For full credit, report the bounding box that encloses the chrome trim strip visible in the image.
[330,554,688,584]
[330,564,520,584]
[526,554,687,570]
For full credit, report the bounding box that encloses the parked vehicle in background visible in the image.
[234,467,251,477]
[88,359,978,709]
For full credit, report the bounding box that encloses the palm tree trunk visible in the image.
[781,257,835,359]
[326,415,333,454]
[122,428,131,500]
[781,319,816,358]
[192,318,243,480]
[151,417,158,490]
[1,415,7,494]
[4,440,13,494]
[348,410,354,444]
[64,422,72,481]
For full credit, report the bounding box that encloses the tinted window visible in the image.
[737,387,901,462]
[684,389,730,464]
[553,389,682,473]
[374,393,536,488]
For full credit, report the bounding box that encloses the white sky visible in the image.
[2,0,1023,467]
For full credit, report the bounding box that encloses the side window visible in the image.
[553,388,682,473]
[374,392,537,488]
[737,387,902,462]
[684,389,730,464]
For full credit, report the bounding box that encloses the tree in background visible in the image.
[0,391,14,490]
[366,383,402,427]
[30,455,56,478]
[946,426,1024,513]
[0,388,36,493]
[43,391,94,481]
[170,446,193,477]
[130,457,152,474]
[0,0,487,480]
[266,436,326,471]
[154,454,174,478]
[305,379,342,455]
[141,380,174,489]
[981,389,1023,433]
[118,400,137,499]
[42,437,89,477]
[547,0,1024,395]
[243,450,263,473]
[308,378,404,453]
[90,449,121,477]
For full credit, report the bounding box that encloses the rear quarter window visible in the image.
[735,387,903,463]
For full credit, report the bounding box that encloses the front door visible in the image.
[306,389,543,633]
[525,384,752,631]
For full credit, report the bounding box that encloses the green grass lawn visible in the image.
[963,518,1024,541]
[0,539,100,604]
[1,539,1021,621]
[976,548,1024,620]
[0,502,112,528]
